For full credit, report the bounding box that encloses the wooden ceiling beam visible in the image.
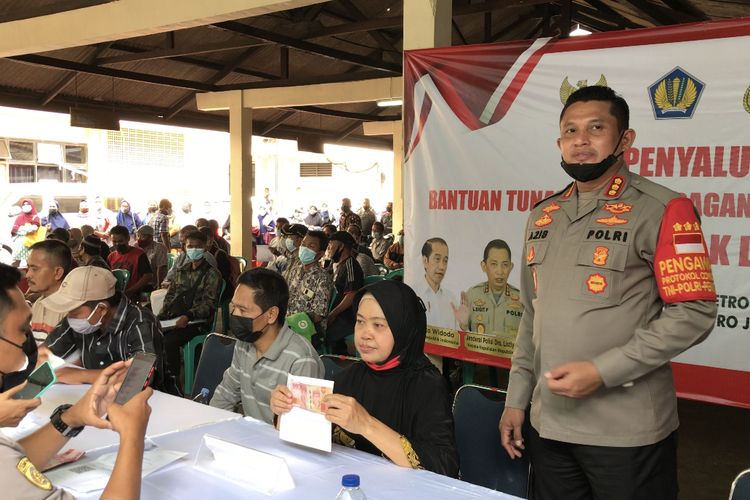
[213,21,401,74]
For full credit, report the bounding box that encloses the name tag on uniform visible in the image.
[304,288,315,300]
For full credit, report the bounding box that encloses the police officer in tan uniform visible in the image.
[453,239,523,337]
[499,86,717,500]
[0,263,153,500]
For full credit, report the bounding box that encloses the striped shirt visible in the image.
[209,323,324,424]
[45,295,164,371]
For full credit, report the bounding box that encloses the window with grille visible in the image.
[64,145,87,164]
[299,162,332,177]
[107,128,184,169]
[9,141,34,161]
[9,164,34,183]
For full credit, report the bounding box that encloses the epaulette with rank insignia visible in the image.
[628,173,680,208]
[532,182,574,209]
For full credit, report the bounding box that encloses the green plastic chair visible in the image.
[183,279,226,396]
[111,269,130,293]
[364,275,386,285]
[287,312,316,343]
[385,268,404,280]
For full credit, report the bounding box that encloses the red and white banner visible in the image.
[403,18,750,408]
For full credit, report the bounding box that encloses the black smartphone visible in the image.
[12,361,56,400]
[113,352,157,405]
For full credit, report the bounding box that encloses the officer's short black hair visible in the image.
[237,268,289,324]
[421,237,448,258]
[30,239,73,276]
[305,230,328,253]
[560,86,629,133]
[109,225,129,239]
[0,263,22,320]
[483,239,512,262]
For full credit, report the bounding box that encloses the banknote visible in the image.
[290,381,332,413]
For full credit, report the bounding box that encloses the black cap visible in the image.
[328,231,356,249]
[280,223,307,238]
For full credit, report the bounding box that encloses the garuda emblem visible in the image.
[559,74,608,104]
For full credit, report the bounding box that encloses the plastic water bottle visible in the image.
[192,387,210,405]
[335,474,366,500]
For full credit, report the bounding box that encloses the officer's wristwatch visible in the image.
[50,404,84,438]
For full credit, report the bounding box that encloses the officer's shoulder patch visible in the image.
[468,282,486,292]
[16,457,52,491]
[532,183,573,209]
[629,173,680,207]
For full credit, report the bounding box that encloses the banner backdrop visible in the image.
[403,18,750,408]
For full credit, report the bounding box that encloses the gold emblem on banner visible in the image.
[744,85,750,114]
[654,77,697,113]
[559,74,608,104]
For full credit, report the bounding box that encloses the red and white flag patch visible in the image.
[673,233,705,255]
[654,197,716,303]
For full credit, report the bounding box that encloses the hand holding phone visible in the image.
[11,361,56,400]
[113,352,157,406]
[0,384,42,427]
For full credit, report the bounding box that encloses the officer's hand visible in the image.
[451,291,470,329]
[0,383,42,427]
[107,387,153,440]
[499,407,525,459]
[545,361,603,398]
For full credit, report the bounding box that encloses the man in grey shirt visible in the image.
[210,268,323,424]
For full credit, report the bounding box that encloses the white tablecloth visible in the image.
[2,384,240,452]
[76,418,522,500]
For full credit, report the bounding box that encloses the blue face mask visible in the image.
[186,248,205,261]
[298,246,317,265]
[285,238,296,253]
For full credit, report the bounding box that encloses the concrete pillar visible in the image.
[398,0,452,233]
[228,90,253,260]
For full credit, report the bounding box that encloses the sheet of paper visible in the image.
[194,434,294,495]
[47,352,84,371]
[279,374,334,452]
[45,446,187,495]
[159,318,206,330]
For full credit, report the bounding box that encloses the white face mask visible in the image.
[22,205,32,214]
[68,304,105,335]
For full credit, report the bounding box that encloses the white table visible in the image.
[2,384,240,452]
[76,417,523,500]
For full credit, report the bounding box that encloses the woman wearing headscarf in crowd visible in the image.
[116,200,142,238]
[10,198,41,263]
[42,200,70,231]
[270,280,459,477]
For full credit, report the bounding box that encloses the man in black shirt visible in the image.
[325,231,364,355]
[43,266,173,391]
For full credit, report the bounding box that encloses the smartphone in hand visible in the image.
[113,352,157,405]
[12,361,56,400]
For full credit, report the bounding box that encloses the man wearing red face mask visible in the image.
[499,86,717,499]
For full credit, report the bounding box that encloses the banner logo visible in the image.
[559,74,608,104]
[743,85,750,114]
[648,67,704,119]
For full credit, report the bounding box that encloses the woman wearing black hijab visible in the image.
[271,280,459,477]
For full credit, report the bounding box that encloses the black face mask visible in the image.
[230,312,269,343]
[560,131,625,183]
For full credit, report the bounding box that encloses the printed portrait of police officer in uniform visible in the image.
[452,239,523,337]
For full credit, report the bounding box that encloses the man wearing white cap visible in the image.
[43,266,168,388]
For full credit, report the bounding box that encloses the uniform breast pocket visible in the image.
[525,240,549,293]
[573,242,627,304]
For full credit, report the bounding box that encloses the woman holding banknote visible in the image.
[271,280,459,477]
